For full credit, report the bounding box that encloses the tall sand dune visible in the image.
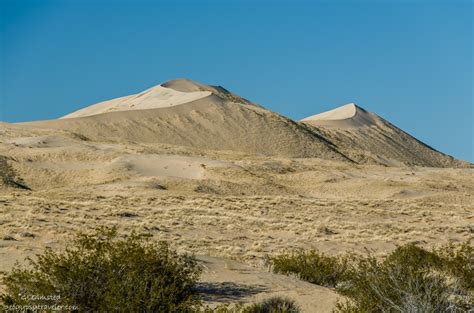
[21,80,348,160]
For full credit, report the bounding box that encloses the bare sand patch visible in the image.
[110,154,237,179]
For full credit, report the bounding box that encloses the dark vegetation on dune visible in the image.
[266,242,473,312]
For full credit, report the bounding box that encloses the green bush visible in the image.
[385,243,443,269]
[1,227,202,312]
[267,242,473,312]
[337,255,469,311]
[265,250,347,287]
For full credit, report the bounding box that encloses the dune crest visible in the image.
[301,103,380,128]
[303,103,358,121]
[61,83,212,119]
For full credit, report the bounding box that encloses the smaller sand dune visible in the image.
[301,103,468,167]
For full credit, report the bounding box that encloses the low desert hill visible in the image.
[301,103,466,167]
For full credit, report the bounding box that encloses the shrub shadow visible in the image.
[195,281,267,302]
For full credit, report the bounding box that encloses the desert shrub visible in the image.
[243,296,300,313]
[336,253,471,312]
[265,250,347,287]
[267,243,473,312]
[385,243,443,269]
[1,227,202,312]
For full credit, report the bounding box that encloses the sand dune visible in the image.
[21,81,348,160]
[301,103,467,167]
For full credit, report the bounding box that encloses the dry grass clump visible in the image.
[243,296,300,313]
[207,296,300,313]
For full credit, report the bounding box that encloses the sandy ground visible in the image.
[197,256,339,312]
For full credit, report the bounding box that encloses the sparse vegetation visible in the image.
[267,242,473,312]
[1,227,202,312]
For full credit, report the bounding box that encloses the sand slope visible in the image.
[111,154,237,179]
[302,103,467,167]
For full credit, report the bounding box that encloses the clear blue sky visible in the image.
[1,0,472,161]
